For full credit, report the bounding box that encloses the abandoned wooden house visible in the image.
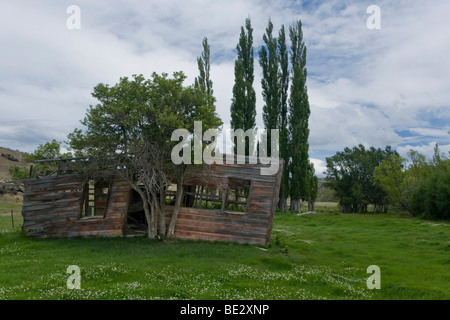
[19,156,283,245]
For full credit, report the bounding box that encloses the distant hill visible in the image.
[0,147,30,181]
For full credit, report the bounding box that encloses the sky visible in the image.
[0,0,449,176]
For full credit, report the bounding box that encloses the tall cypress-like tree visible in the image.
[278,24,290,211]
[195,37,214,107]
[259,19,280,157]
[289,20,310,213]
[230,18,256,157]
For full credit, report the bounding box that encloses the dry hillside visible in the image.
[0,147,30,181]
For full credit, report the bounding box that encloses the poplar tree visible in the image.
[230,18,256,157]
[259,19,280,157]
[194,37,214,107]
[278,24,290,212]
[289,20,310,213]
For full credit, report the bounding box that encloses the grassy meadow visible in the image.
[0,196,448,300]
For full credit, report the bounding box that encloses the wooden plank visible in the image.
[24,190,83,202]
[175,229,265,245]
[24,180,84,191]
[22,200,81,212]
[22,203,80,216]
[168,211,269,228]
[174,219,268,238]
[174,213,269,231]
[164,206,270,222]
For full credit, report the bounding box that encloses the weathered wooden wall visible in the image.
[21,174,130,238]
[21,158,283,245]
[168,159,283,245]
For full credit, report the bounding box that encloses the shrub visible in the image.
[411,166,450,220]
[8,165,29,180]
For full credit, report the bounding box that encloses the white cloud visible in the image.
[309,103,402,151]
[397,142,450,162]
[409,128,450,138]
[0,0,449,171]
[309,158,327,177]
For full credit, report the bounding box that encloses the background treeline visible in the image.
[324,143,449,220]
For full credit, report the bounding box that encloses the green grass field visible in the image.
[0,197,448,300]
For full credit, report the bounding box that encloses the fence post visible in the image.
[11,209,14,228]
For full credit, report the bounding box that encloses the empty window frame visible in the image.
[176,178,251,213]
[80,180,110,218]
[182,185,224,210]
[224,178,251,212]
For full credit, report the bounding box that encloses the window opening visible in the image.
[80,180,110,218]
[170,178,251,214]
[224,178,251,212]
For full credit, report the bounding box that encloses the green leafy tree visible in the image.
[325,144,395,213]
[373,153,414,212]
[411,161,450,220]
[8,139,72,180]
[288,20,310,213]
[23,139,72,177]
[409,144,449,219]
[8,165,29,180]
[230,18,256,157]
[69,72,222,238]
[374,143,450,219]
[23,139,68,162]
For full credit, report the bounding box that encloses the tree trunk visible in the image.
[149,200,157,238]
[151,190,166,239]
[158,203,166,239]
[308,201,315,213]
[167,177,184,238]
[278,189,288,212]
[132,185,156,238]
[290,198,301,214]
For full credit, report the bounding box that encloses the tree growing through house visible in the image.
[68,72,222,239]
